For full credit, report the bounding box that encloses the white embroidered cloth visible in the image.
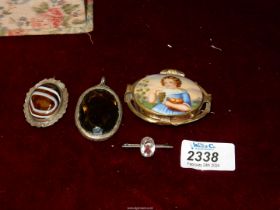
[0,0,93,36]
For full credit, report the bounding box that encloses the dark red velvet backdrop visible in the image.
[0,0,279,209]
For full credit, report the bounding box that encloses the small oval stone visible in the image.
[140,137,156,157]
[78,89,119,136]
[29,83,61,120]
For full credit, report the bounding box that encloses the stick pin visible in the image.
[122,136,173,157]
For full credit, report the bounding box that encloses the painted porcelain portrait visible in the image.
[134,74,203,116]
[125,69,211,125]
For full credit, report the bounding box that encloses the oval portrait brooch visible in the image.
[125,69,211,125]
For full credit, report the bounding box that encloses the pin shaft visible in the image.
[122,143,173,149]
[155,145,173,149]
[122,144,140,148]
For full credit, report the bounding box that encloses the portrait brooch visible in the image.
[125,69,212,125]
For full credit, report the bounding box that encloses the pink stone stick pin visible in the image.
[122,136,173,157]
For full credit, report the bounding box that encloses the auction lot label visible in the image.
[180,140,235,171]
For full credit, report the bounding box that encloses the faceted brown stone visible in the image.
[79,89,119,135]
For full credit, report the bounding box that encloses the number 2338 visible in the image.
[187,151,219,162]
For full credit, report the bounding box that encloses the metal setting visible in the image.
[23,78,68,127]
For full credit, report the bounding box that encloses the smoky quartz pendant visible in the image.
[75,77,122,141]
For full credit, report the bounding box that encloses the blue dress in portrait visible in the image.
[152,89,191,115]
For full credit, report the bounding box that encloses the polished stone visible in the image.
[79,89,119,135]
[29,83,61,119]
[140,137,156,157]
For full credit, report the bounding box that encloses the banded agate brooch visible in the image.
[24,78,68,127]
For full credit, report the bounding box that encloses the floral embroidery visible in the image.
[0,0,93,36]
